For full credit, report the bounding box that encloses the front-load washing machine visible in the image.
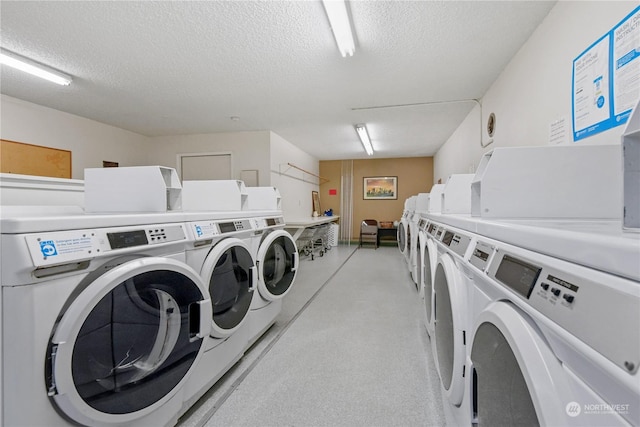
[466,226,640,426]
[181,215,258,410]
[420,220,440,337]
[0,206,212,427]
[397,196,416,264]
[430,221,476,427]
[248,214,298,347]
[416,216,429,302]
[409,193,430,287]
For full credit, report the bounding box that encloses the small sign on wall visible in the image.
[329,189,337,195]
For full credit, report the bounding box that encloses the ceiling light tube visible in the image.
[0,48,72,86]
[322,0,355,57]
[355,124,374,156]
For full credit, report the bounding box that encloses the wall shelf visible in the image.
[278,162,329,185]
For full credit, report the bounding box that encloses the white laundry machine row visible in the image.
[425,213,640,427]
[180,188,297,409]
[0,206,212,427]
[180,212,259,410]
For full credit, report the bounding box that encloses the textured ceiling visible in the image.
[0,1,555,160]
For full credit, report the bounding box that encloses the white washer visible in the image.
[419,220,439,336]
[429,221,476,427]
[248,214,298,347]
[466,223,640,426]
[416,217,429,302]
[397,196,416,264]
[0,206,212,427]
[181,214,258,410]
[409,193,430,287]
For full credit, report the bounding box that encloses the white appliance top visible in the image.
[425,213,640,282]
[0,205,279,234]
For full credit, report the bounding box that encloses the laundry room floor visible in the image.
[178,245,444,427]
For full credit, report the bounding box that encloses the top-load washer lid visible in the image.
[47,255,211,426]
[256,230,298,301]
[201,238,256,338]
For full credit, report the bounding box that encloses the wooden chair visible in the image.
[359,219,378,249]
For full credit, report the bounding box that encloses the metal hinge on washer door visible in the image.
[47,344,59,396]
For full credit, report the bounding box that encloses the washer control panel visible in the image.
[487,248,640,375]
[218,219,252,234]
[25,224,186,267]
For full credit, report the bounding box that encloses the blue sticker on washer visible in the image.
[39,240,58,257]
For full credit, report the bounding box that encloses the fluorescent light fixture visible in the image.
[0,48,72,86]
[322,0,355,57]
[355,124,374,156]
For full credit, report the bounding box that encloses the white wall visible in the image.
[0,95,151,179]
[434,2,637,183]
[269,131,320,219]
[146,131,271,184]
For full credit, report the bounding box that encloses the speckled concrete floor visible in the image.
[178,245,444,427]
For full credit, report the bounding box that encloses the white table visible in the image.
[284,215,340,241]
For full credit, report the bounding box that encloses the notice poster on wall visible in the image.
[572,5,639,141]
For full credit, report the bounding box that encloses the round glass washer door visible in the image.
[201,238,256,338]
[256,230,298,301]
[48,255,211,426]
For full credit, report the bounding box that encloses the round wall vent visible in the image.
[487,113,496,137]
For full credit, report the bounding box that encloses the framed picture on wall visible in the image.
[363,176,397,200]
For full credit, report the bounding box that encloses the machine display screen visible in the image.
[107,230,148,249]
[428,224,436,235]
[495,254,541,299]
[442,231,454,247]
[219,222,237,233]
[266,218,277,226]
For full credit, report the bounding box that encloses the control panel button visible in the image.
[563,294,575,303]
[551,288,561,297]
[541,283,550,291]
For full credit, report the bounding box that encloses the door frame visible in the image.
[176,151,234,181]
